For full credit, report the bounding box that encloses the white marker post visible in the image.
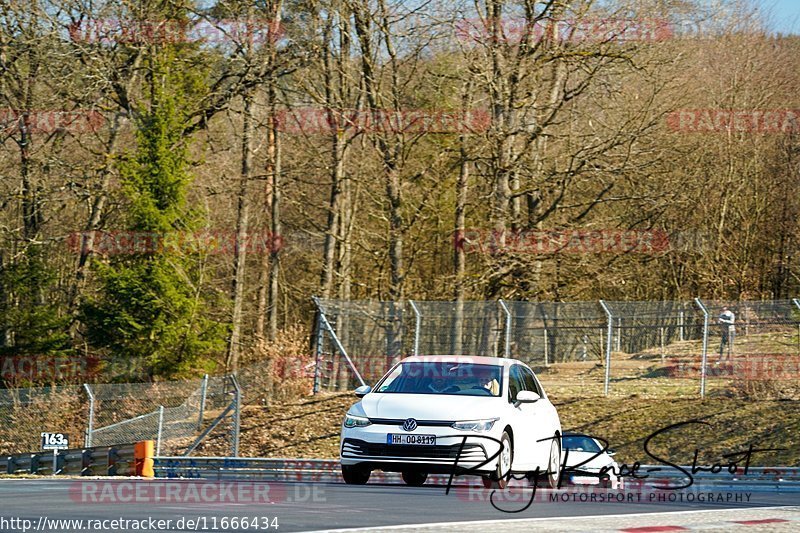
[41,432,69,475]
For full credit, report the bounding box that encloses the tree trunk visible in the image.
[226,91,254,373]
[453,84,472,355]
[267,84,282,341]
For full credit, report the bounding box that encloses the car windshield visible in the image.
[374,361,503,397]
[562,435,603,453]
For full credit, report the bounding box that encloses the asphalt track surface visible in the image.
[0,479,798,532]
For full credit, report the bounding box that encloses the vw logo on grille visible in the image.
[402,418,418,432]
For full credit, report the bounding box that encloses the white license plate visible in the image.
[387,434,436,445]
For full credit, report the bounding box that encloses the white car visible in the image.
[339,355,562,488]
[561,433,623,489]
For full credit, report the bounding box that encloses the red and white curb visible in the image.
[621,517,794,531]
[306,506,800,532]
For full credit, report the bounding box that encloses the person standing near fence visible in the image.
[718,306,736,362]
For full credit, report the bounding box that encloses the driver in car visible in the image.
[473,367,500,395]
[427,375,458,393]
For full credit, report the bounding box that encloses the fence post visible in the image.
[231,375,242,458]
[695,298,709,399]
[679,307,685,342]
[793,299,800,351]
[544,329,549,367]
[156,406,164,457]
[498,299,511,358]
[409,300,421,357]
[312,297,325,394]
[197,374,208,431]
[83,384,95,448]
[313,297,366,387]
[599,300,614,396]
[744,303,749,337]
[616,317,622,352]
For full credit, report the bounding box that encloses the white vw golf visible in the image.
[339,355,562,487]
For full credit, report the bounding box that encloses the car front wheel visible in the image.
[482,430,512,489]
[545,436,561,489]
[341,465,371,485]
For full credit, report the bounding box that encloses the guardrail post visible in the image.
[599,300,614,396]
[54,450,64,475]
[108,447,119,476]
[498,299,512,358]
[81,449,92,476]
[84,383,95,447]
[695,298,710,398]
[156,406,165,457]
[29,454,39,475]
[409,300,421,357]
[197,374,208,431]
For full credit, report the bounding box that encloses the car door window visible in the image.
[508,365,524,403]
[521,367,543,396]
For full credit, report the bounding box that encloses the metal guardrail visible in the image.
[0,443,137,476]
[153,457,800,492]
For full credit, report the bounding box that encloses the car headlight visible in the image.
[343,413,372,428]
[451,418,498,432]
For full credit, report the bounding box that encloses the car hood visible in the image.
[562,450,615,471]
[359,393,502,421]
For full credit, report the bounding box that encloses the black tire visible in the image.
[341,464,371,485]
[401,471,428,486]
[544,436,561,489]
[482,430,512,489]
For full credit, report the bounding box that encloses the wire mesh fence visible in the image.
[0,385,85,454]
[2,298,799,456]
[0,375,244,457]
[314,298,800,400]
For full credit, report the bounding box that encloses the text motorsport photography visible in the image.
[440,419,782,514]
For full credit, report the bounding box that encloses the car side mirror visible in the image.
[516,390,541,403]
[354,385,372,398]
[607,449,616,456]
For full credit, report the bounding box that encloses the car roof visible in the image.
[562,432,603,442]
[399,355,519,368]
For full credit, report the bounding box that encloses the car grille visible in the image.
[367,418,454,427]
[341,438,488,462]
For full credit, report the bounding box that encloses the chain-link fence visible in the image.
[314,298,800,400]
[85,375,241,456]
[0,385,85,454]
[0,375,244,457]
